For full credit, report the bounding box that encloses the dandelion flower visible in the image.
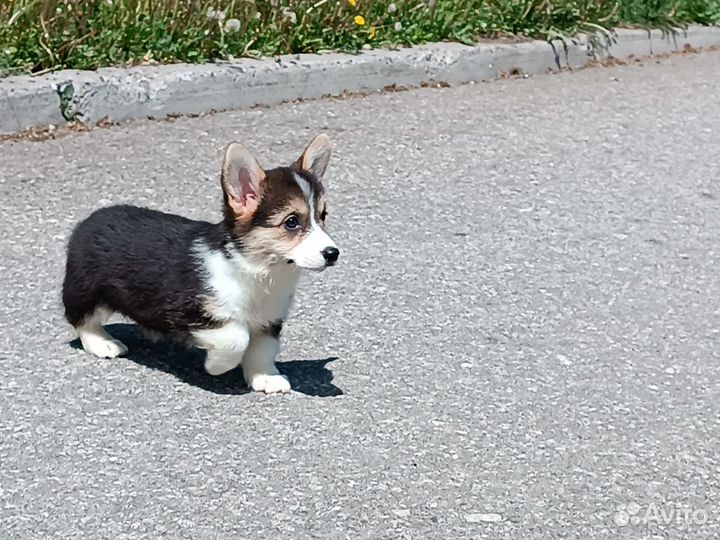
[224,18,241,32]
[354,15,365,25]
[282,7,297,24]
[387,3,397,13]
[369,26,377,39]
[394,21,402,31]
[348,0,357,6]
[207,7,225,20]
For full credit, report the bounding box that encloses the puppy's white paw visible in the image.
[249,374,291,394]
[81,335,128,358]
[205,356,240,376]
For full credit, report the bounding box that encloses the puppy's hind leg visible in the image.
[76,307,128,358]
[63,256,127,359]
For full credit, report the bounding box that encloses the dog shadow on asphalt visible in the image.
[69,323,343,397]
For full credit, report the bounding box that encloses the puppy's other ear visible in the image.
[295,133,332,180]
[221,142,266,221]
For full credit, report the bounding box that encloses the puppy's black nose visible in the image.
[321,246,339,265]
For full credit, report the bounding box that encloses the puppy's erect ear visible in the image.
[221,142,266,221]
[295,134,332,180]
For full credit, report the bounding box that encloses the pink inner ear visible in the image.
[237,169,258,204]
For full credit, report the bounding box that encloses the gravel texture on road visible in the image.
[1,51,719,539]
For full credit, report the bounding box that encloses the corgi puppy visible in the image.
[62,134,339,394]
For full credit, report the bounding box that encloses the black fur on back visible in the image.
[62,205,225,335]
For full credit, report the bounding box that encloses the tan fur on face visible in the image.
[238,195,314,262]
[219,135,332,268]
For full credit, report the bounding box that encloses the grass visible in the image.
[1,0,719,75]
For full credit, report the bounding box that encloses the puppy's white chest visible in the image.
[244,270,300,326]
[201,247,300,328]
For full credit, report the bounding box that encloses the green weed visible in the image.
[0,0,718,75]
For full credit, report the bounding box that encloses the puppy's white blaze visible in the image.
[286,177,336,270]
[290,225,336,270]
[293,172,313,200]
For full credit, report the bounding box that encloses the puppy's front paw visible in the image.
[249,374,291,394]
[205,356,240,376]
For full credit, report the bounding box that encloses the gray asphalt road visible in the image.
[1,51,720,540]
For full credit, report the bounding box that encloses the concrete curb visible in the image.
[1,25,719,134]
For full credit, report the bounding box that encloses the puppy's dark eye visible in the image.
[284,215,301,231]
[320,209,328,221]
